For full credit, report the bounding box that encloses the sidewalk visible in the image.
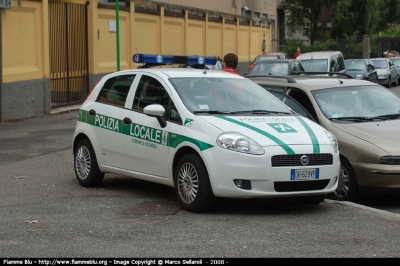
[50,104,82,115]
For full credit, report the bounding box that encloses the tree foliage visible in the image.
[282,0,400,39]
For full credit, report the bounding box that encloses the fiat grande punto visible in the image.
[72,54,340,212]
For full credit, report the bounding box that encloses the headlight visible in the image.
[217,132,264,155]
[380,156,400,165]
[356,74,364,80]
[325,130,338,153]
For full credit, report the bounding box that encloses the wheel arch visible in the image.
[339,154,359,188]
[73,133,91,154]
[172,146,201,178]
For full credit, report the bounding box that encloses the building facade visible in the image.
[1,0,272,122]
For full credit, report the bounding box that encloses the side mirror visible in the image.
[144,104,167,128]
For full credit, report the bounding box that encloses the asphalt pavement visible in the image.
[1,90,400,259]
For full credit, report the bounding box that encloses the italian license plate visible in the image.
[290,168,319,180]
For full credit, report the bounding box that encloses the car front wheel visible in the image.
[387,77,391,88]
[74,139,104,187]
[329,158,358,202]
[174,153,215,213]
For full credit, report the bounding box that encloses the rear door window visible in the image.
[97,75,136,107]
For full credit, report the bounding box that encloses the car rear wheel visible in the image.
[329,158,358,202]
[74,139,104,187]
[174,153,215,213]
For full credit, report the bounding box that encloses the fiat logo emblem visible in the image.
[300,155,309,166]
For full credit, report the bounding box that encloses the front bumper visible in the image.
[202,144,340,198]
[352,161,400,189]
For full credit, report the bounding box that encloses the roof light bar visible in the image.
[132,54,217,65]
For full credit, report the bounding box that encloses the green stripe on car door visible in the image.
[217,116,295,155]
[295,116,320,154]
[78,109,214,151]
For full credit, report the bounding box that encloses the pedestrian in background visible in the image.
[293,47,302,59]
[223,53,241,75]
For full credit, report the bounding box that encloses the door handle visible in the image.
[89,109,96,116]
[123,117,132,125]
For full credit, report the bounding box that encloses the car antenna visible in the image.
[338,79,343,84]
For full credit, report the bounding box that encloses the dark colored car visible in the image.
[344,59,378,83]
[247,59,305,76]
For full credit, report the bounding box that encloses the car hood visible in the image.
[332,120,400,154]
[199,115,332,150]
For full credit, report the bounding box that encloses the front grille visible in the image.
[274,180,330,192]
[271,154,333,167]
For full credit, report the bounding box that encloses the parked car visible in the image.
[247,73,400,202]
[344,59,378,83]
[246,59,305,76]
[249,53,280,70]
[297,51,346,73]
[387,56,400,82]
[72,54,341,213]
[369,58,398,88]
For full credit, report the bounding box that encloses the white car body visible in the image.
[73,66,340,212]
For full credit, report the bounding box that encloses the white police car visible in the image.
[72,54,340,212]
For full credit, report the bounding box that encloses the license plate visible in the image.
[290,168,319,180]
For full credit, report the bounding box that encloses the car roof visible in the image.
[248,74,375,91]
[297,51,343,59]
[254,59,297,63]
[114,68,245,79]
[344,58,367,61]
[370,58,389,60]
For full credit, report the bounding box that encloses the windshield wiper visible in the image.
[193,110,230,114]
[372,113,400,120]
[230,110,292,115]
[329,116,374,122]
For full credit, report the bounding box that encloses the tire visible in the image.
[174,153,215,213]
[396,78,399,87]
[328,158,358,202]
[74,139,104,187]
[387,77,391,88]
[298,194,327,204]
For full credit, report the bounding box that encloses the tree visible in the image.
[282,0,398,40]
[282,0,333,40]
[330,0,386,37]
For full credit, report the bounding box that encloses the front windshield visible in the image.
[299,59,328,72]
[312,85,400,120]
[344,60,365,71]
[249,62,289,75]
[371,60,388,69]
[170,77,292,114]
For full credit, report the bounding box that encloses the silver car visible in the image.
[389,57,400,82]
[369,58,398,88]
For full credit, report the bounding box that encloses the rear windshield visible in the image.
[344,60,365,71]
[298,59,328,72]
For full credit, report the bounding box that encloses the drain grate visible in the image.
[123,201,182,215]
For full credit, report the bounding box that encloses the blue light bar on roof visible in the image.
[132,54,217,65]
